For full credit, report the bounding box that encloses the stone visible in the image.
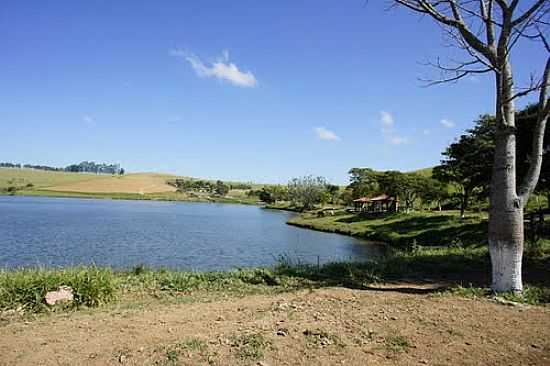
[44,286,74,306]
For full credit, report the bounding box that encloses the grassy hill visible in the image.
[0,168,108,190]
[44,172,177,194]
[0,168,262,204]
[411,167,434,177]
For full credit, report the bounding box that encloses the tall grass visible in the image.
[0,267,117,312]
[1,244,548,314]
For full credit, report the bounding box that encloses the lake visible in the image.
[0,196,383,270]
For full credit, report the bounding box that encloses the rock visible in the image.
[276,328,288,337]
[44,286,74,306]
[118,354,127,363]
[257,362,270,366]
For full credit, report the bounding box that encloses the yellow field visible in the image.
[45,173,177,194]
[0,168,177,194]
[0,168,105,189]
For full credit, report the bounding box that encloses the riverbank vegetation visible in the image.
[2,241,549,318]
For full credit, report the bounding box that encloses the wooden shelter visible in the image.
[352,194,399,213]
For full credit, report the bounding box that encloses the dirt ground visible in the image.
[45,173,177,194]
[1,286,549,366]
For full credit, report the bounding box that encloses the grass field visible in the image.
[44,172,177,194]
[0,168,263,205]
[288,211,488,248]
[0,168,106,190]
[0,168,180,194]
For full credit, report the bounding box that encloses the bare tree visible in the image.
[390,0,549,292]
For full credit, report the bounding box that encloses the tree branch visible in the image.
[394,0,497,63]
[512,0,548,27]
[518,56,550,204]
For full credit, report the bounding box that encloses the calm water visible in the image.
[0,196,383,270]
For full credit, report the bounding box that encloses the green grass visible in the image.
[288,211,488,248]
[384,333,411,353]
[230,333,271,361]
[303,329,345,348]
[0,267,117,312]
[2,243,549,315]
[451,284,550,305]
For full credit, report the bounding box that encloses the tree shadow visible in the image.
[336,213,488,247]
[274,250,550,296]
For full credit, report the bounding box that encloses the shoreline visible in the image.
[0,190,262,206]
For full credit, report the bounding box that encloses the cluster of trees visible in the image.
[170,179,231,196]
[65,162,124,175]
[247,176,341,210]
[346,104,549,217]
[0,162,65,171]
[434,104,550,214]
[288,176,331,210]
[1,161,125,175]
[228,182,253,190]
[388,0,550,294]
[247,186,289,204]
[347,168,447,212]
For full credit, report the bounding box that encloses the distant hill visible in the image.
[411,167,434,178]
[44,173,178,194]
[0,168,178,194]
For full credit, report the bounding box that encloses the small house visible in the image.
[352,194,399,213]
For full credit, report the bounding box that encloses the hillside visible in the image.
[0,168,106,190]
[411,167,433,177]
[44,173,177,194]
[0,168,177,194]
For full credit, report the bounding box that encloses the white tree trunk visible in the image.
[489,239,523,292]
[488,60,524,293]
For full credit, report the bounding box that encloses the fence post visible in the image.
[317,256,320,273]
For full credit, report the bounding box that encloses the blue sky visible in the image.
[0,1,545,184]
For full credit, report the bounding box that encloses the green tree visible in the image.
[347,168,381,199]
[433,115,494,218]
[418,178,449,211]
[325,184,341,204]
[390,0,550,292]
[379,171,426,213]
[215,180,230,196]
[287,176,328,211]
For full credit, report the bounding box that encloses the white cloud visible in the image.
[380,111,394,128]
[440,118,455,128]
[379,111,409,145]
[389,135,409,145]
[171,49,257,88]
[82,115,95,126]
[314,127,340,141]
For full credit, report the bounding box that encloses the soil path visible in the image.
[1,287,549,365]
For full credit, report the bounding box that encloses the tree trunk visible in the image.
[460,190,468,219]
[488,60,523,293]
[488,135,524,292]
